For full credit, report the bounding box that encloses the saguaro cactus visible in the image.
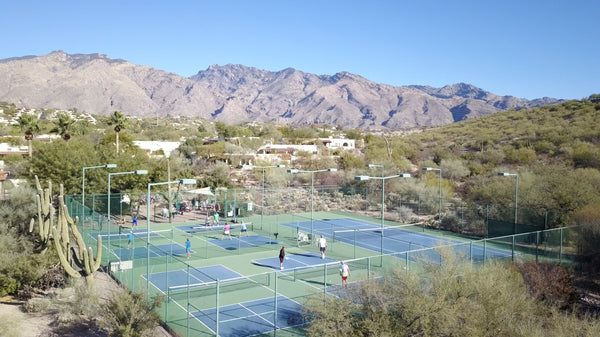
[29,175,54,254]
[53,184,102,286]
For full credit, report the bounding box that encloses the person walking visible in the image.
[128,231,133,248]
[318,235,327,259]
[279,246,286,270]
[241,221,248,236]
[213,211,220,225]
[340,261,350,287]
[221,222,231,240]
[186,238,191,258]
[132,215,138,227]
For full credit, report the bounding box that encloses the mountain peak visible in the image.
[0,51,563,129]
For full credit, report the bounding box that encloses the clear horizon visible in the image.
[1,1,598,100]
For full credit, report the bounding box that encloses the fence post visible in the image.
[323,263,328,297]
[559,228,563,263]
[274,272,278,336]
[512,235,515,262]
[187,264,190,337]
[216,279,220,337]
[536,231,540,263]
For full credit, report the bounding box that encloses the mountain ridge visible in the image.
[0,50,562,129]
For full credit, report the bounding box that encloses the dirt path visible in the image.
[0,271,172,337]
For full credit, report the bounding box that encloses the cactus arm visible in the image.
[93,235,102,271]
[52,226,81,279]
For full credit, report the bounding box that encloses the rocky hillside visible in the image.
[0,51,561,129]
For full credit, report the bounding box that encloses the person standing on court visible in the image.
[241,221,248,236]
[213,211,220,226]
[186,238,191,258]
[318,235,327,259]
[279,246,286,270]
[221,222,231,240]
[128,231,133,248]
[340,261,350,287]
[132,215,138,227]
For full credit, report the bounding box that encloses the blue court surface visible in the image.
[111,243,191,260]
[209,235,279,250]
[145,265,243,293]
[284,218,512,261]
[253,252,338,270]
[192,296,306,337]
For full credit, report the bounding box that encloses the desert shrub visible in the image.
[571,141,600,169]
[36,264,67,291]
[100,288,164,337]
[24,296,51,313]
[572,204,600,263]
[503,145,537,164]
[517,261,579,309]
[306,249,600,337]
[396,205,415,223]
[0,252,51,297]
[54,278,102,331]
[440,213,462,232]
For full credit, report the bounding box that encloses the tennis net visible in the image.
[333,226,429,250]
[167,273,271,302]
[132,228,174,245]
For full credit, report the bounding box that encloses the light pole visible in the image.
[498,172,518,234]
[355,174,411,255]
[146,178,196,294]
[422,167,442,225]
[107,170,148,255]
[82,164,117,228]
[242,164,285,230]
[287,168,337,237]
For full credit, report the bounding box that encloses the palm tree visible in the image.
[18,113,40,157]
[51,112,75,141]
[107,110,127,155]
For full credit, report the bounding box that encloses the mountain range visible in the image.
[0,51,562,130]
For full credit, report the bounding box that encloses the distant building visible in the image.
[319,136,355,150]
[0,143,28,156]
[133,141,181,157]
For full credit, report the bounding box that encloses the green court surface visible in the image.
[87,209,566,337]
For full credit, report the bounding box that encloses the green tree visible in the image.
[107,111,127,155]
[51,112,76,141]
[18,113,40,157]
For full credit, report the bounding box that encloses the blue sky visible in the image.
[1,1,598,100]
